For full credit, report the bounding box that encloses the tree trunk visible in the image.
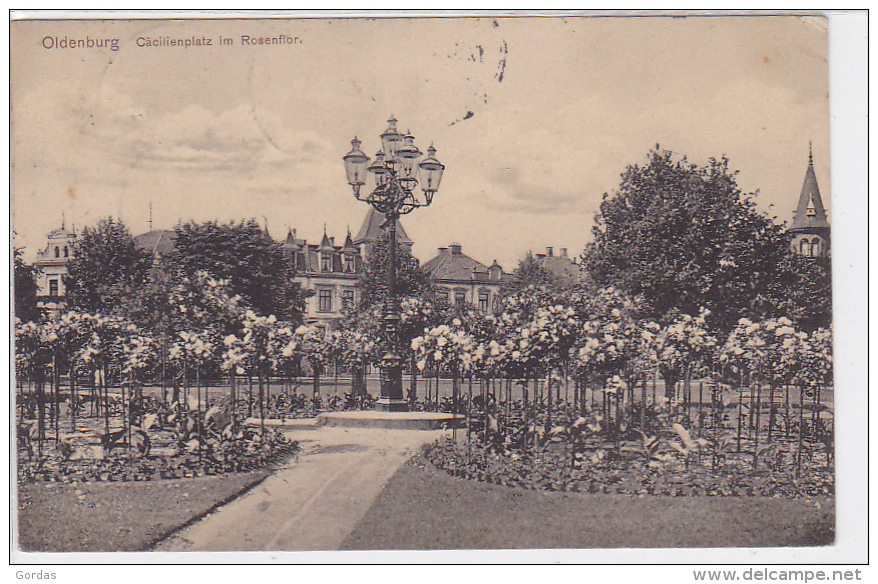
[767,382,776,442]
[102,364,109,436]
[409,354,417,408]
[230,372,237,428]
[37,379,45,458]
[69,362,77,432]
[466,373,473,442]
[258,368,265,434]
[53,354,60,442]
[197,366,202,462]
[753,379,761,471]
[522,376,529,453]
[796,384,805,478]
[452,370,458,441]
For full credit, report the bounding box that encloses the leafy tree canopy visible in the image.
[14,246,41,323]
[771,253,832,332]
[501,251,558,295]
[582,148,801,334]
[64,217,152,315]
[169,219,309,322]
[359,225,434,310]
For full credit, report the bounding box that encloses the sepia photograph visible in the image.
[8,11,867,566]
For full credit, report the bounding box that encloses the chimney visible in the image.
[438,247,448,254]
[546,246,553,257]
[450,243,462,255]
[560,248,568,258]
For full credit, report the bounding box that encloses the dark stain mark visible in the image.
[493,20,499,28]
[496,40,508,83]
[463,111,474,120]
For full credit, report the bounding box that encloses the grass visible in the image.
[16,470,270,552]
[341,455,835,550]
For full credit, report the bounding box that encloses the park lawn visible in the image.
[341,456,834,550]
[16,470,270,552]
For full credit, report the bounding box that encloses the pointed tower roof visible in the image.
[319,225,334,251]
[341,228,357,253]
[790,145,830,232]
[284,228,302,251]
[353,207,414,246]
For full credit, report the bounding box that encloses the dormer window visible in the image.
[63,246,69,258]
[54,246,60,258]
[343,254,355,273]
[321,253,333,272]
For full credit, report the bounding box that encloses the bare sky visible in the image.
[11,15,829,269]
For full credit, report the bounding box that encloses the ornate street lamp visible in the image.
[343,116,445,411]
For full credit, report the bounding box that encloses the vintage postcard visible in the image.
[9,11,864,567]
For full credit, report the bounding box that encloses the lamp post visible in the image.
[343,116,445,411]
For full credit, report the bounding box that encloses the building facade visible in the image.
[422,243,508,312]
[533,246,586,286]
[283,228,363,332]
[789,148,830,257]
[33,223,77,313]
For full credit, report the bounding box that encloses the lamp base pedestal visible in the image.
[374,397,409,412]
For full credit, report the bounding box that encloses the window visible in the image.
[318,289,333,312]
[799,239,810,257]
[455,291,466,306]
[321,253,333,272]
[63,246,69,258]
[437,289,449,302]
[341,289,355,308]
[49,279,59,297]
[54,246,60,258]
[343,254,355,273]
[478,290,489,313]
[812,238,821,256]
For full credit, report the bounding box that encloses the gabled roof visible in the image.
[424,245,505,282]
[537,255,584,283]
[353,207,413,246]
[790,151,830,231]
[134,230,176,256]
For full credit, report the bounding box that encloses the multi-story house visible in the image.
[422,243,508,313]
[33,222,77,313]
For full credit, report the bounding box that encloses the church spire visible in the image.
[789,143,830,258]
[790,144,829,231]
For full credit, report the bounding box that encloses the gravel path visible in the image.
[153,423,445,552]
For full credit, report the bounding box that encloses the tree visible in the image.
[771,253,832,332]
[500,251,558,297]
[170,219,309,322]
[14,246,41,323]
[582,148,793,334]
[359,227,434,310]
[64,218,152,315]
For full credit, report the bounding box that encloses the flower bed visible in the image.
[18,428,297,484]
[425,436,833,498]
